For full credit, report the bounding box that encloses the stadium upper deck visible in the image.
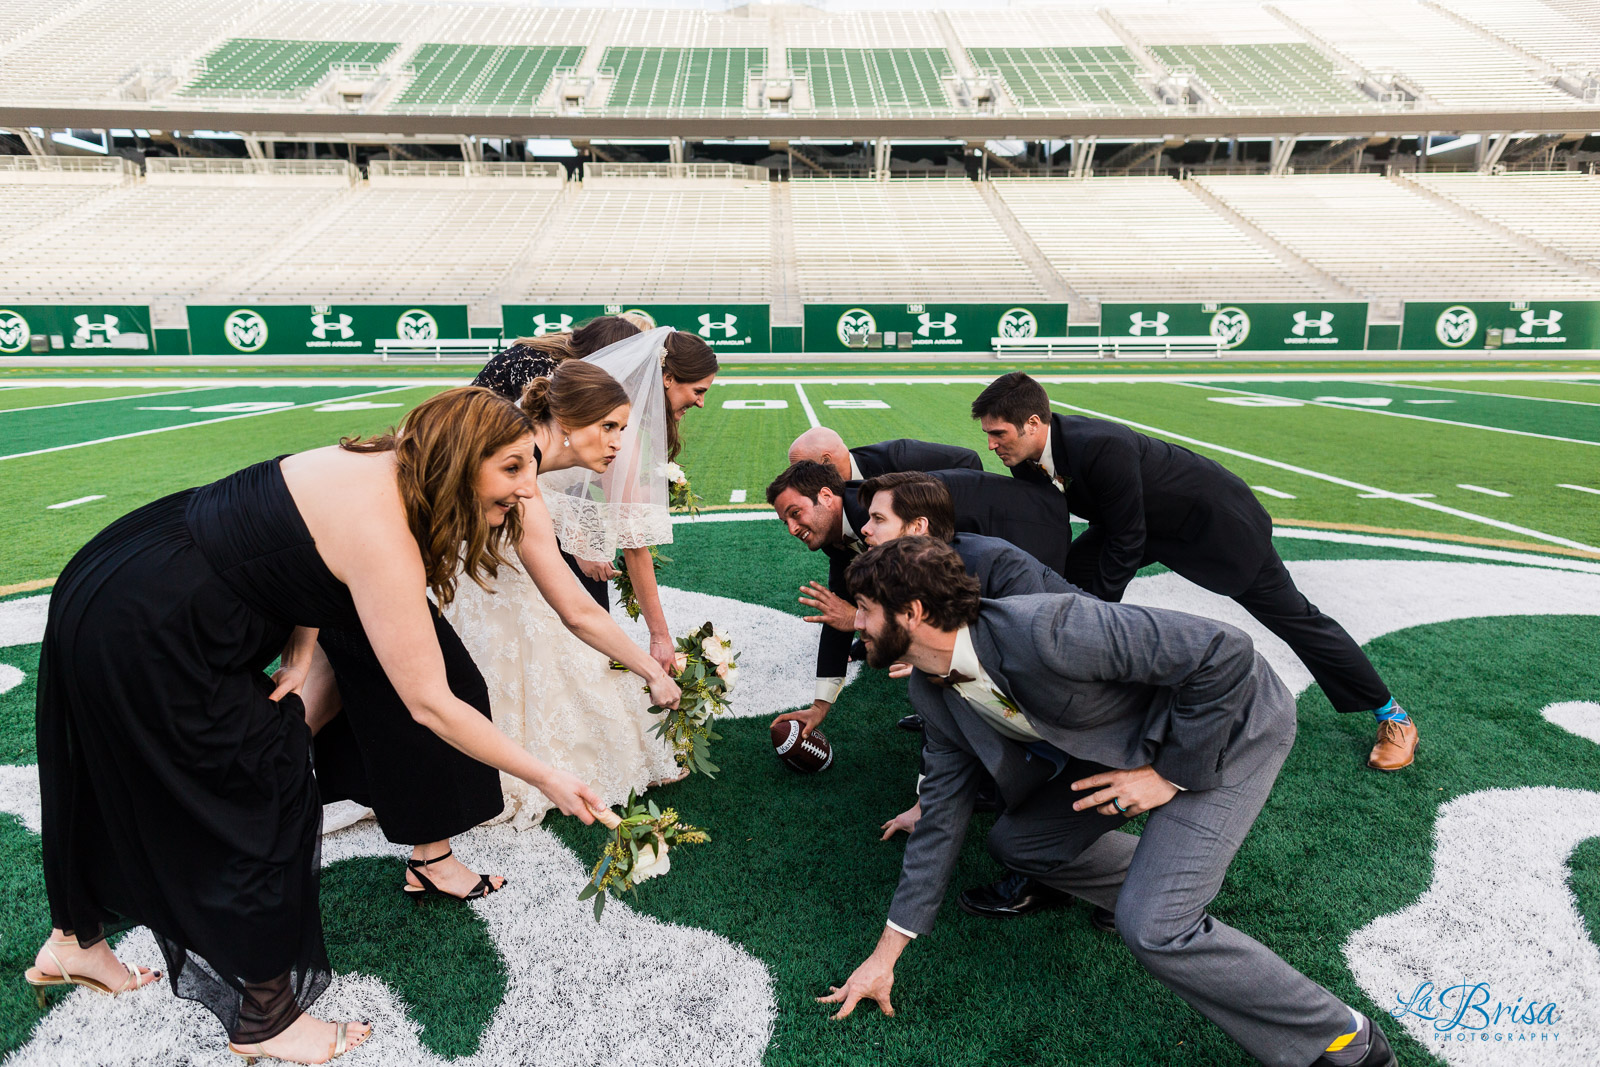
[0,0,1596,122]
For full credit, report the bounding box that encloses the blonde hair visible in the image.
[340,386,532,606]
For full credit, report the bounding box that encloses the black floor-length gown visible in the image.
[36,458,356,1041]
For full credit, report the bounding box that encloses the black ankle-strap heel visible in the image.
[402,849,503,900]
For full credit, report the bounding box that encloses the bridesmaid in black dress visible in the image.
[29,382,680,1064]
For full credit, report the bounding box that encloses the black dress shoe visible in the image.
[1312,1015,1397,1067]
[958,872,1067,918]
[1090,906,1116,933]
[896,713,924,732]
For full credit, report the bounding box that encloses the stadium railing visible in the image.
[144,157,357,186]
[991,335,1223,359]
[0,156,136,183]
[582,162,769,182]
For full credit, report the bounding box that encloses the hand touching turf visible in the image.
[1071,764,1178,818]
[821,926,911,1019]
[799,581,856,632]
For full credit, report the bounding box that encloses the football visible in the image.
[770,719,834,774]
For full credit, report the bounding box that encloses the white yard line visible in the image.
[792,382,820,428]
[1380,381,1600,408]
[1252,486,1296,499]
[1174,381,1600,448]
[0,386,424,463]
[1046,398,1600,553]
[0,385,218,414]
[1457,484,1512,497]
[46,495,105,509]
[1560,484,1600,496]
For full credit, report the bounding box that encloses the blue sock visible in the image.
[1372,698,1409,725]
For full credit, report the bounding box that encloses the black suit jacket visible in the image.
[815,472,1075,679]
[1015,412,1272,601]
[851,439,984,479]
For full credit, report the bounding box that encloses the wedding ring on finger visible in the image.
[1111,797,1129,814]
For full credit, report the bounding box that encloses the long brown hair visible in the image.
[520,358,629,429]
[510,314,642,359]
[662,330,719,460]
[340,386,533,606]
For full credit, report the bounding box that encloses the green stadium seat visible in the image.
[1147,43,1368,110]
[787,48,952,111]
[600,47,765,111]
[966,46,1153,111]
[180,38,397,97]
[391,44,584,112]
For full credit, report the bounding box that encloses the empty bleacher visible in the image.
[966,48,1155,112]
[790,179,1044,302]
[219,163,566,312]
[992,177,1329,307]
[0,159,131,243]
[180,38,398,97]
[789,48,952,112]
[600,47,764,112]
[392,44,583,112]
[1195,173,1600,316]
[1276,0,1584,110]
[1434,0,1600,75]
[1408,171,1600,268]
[510,170,772,304]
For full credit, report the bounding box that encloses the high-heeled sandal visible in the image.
[228,1020,372,1064]
[23,938,159,1009]
[402,850,503,900]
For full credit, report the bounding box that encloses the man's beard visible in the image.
[863,614,912,669]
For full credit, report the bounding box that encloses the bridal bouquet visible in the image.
[613,545,671,621]
[662,461,701,516]
[580,790,709,921]
[650,621,738,777]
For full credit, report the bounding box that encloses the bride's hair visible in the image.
[662,331,719,460]
[520,358,629,431]
[339,386,532,607]
[509,315,641,359]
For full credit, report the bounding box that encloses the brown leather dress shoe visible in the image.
[1368,716,1418,771]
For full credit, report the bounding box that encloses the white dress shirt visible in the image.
[1038,425,1066,493]
[815,492,864,705]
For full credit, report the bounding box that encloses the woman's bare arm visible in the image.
[622,545,675,672]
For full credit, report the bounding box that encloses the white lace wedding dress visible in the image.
[444,561,681,829]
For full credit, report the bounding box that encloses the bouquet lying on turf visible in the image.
[613,545,671,621]
[662,461,701,516]
[580,791,709,920]
[650,622,738,777]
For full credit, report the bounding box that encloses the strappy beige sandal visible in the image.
[23,938,160,1008]
[228,1020,372,1064]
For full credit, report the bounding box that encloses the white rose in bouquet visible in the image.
[721,664,739,693]
[632,837,671,882]
[700,634,732,666]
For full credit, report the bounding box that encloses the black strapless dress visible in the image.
[36,458,358,1042]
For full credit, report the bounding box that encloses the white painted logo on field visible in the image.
[1315,396,1393,407]
[1291,310,1334,337]
[312,311,355,340]
[837,309,876,346]
[1127,311,1169,337]
[1435,305,1478,348]
[0,310,32,353]
[697,314,738,339]
[527,314,572,336]
[823,399,890,410]
[190,400,296,413]
[1209,307,1251,349]
[396,310,438,342]
[997,308,1038,339]
[1519,308,1563,337]
[224,309,268,353]
[721,399,789,410]
[315,401,405,413]
[916,312,957,338]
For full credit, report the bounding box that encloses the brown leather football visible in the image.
[771,719,833,773]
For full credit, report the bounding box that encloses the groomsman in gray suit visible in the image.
[820,537,1395,1067]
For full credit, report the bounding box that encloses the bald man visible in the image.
[788,428,984,483]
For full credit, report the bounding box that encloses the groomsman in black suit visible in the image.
[787,427,984,482]
[970,371,1416,772]
[764,459,1072,741]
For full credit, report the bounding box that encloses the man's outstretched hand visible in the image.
[818,926,910,1019]
[799,581,857,632]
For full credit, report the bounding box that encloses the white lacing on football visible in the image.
[800,738,832,770]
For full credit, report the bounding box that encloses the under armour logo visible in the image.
[1519,309,1563,336]
[311,312,354,340]
[72,314,119,345]
[698,314,738,338]
[917,312,957,338]
[1128,312,1169,337]
[1291,310,1334,337]
[529,313,572,336]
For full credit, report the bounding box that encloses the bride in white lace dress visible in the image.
[446,325,721,828]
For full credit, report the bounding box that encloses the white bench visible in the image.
[376,337,502,363]
[992,335,1224,359]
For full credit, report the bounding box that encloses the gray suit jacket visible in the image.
[950,533,1084,599]
[887,594,1294,936]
